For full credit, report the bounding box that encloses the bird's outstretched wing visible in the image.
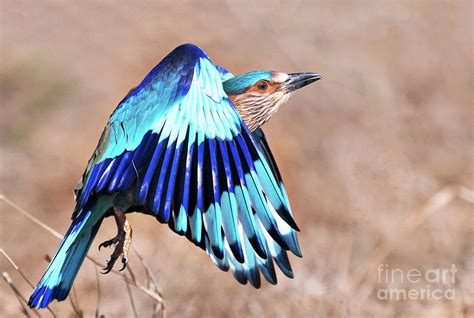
[73,43,301,287]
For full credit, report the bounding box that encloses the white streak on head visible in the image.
[272,72,289,84]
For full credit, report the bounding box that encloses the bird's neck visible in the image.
[228,94,281,132]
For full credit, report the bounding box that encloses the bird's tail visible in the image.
[28,200,108,309]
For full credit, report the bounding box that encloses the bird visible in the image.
[28,43,321,309]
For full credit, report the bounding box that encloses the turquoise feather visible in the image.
[222,70,273,95]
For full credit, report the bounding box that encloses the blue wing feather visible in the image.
[203,139,224,258]
[217,139,245,262]
[227,140,268,259]
[164,131,186,225]
[138,136,167,205]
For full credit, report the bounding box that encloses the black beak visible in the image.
[285,72,321,92]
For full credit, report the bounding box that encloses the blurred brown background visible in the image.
[1,1,472,317]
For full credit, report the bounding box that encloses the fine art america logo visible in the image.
[377,264,457,301]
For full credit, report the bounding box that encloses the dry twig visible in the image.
[1,249,57,317]
[125,266,138,318]
[133,246,166,317]
[1,192,166,317]
[2,271,40,318]
[94,266,102,318]
[68,284,83,317]
[348,185,474,290]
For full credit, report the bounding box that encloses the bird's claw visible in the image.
[101,258,116,274]
[98,237,120,251]
[101,254,128,274]
[99,214,132,274]
[119,256,128,272]
[100,236,125,274]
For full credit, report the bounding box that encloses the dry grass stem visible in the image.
[2,271,40,318]
[124,266,138,318]
[94,266,102,318]
[69,285,83,317]
[348,185,474,291]
[0,194,62,240]
[1,248,35,288]
[1,193,166,317]
[457,186,474,204]
[123,264,166,318]
[1,249,57,317]
[133,246,165,304]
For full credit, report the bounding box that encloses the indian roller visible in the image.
[28,43,321,309]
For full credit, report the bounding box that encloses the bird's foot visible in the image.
[100,214,133,274]
[98,236,120,250]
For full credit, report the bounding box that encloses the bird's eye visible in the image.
[257,81,268,91]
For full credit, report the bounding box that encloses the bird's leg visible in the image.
[99,209,133,274]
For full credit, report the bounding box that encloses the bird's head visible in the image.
[223,70,321,131]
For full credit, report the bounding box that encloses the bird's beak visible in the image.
[284,72,321,92]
